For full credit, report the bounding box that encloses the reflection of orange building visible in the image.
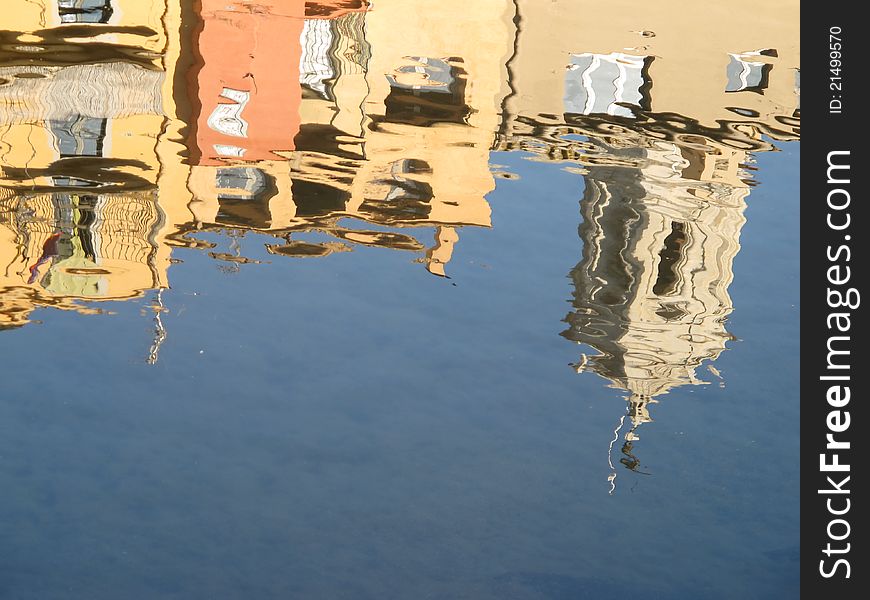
[185,0,513,275]
[187,0,306,166]
[187,1,370,167]
[184,0,374,234]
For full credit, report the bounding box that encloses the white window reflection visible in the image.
[299,19,335,98]
[725,49,775,93]
[207,88,250,138]
[564,53,651,118]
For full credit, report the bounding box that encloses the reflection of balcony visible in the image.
[0,64,163,125]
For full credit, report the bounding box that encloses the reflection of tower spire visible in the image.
[146,288,167,365]
[607,412,626,494]
[561,124,751,473]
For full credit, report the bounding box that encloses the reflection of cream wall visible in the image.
[0,125,56,180]
[364,0,514,133]
[509,0,799,133]
[292,1,516,230]
[5,0,167,55]
[353,0,515,225]
[345,0,516,228]
[348,128,494,227]
[151,0,196,288]
[0,113,162,189]
[186,162,296,229]
[1,0,167,189]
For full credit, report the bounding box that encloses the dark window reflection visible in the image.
[384,57,470,126]
[215,168,278,228]
[49,115,107,158]
[290,179,350,218]
[652,221,687,296]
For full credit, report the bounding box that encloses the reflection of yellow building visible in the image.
[504,0,799,147]
[1,0,520,328]
[2,0,168,190]
[1,0,177,328]
[355,0,513,227]
[4,0,167,56]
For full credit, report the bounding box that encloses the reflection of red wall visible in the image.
[189,1,306,166]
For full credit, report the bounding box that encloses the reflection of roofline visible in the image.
[176,212,490,239]
[499,108,799,153]
[303,1,370,20]
[170,218,431,260]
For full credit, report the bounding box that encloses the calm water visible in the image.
[1,1,799,598]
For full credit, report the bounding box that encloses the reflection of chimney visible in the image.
[425,226,458,277]
[562,130,750,472]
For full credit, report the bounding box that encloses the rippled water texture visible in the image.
[2,1,799,598]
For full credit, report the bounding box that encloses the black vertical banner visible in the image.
[802,3,865,596]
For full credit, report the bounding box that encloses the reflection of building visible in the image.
[503,0,800,147]
[185,0,305,166]
[484,0,798,476]
[187,0,516,277]
[1,0,175,328]
[2,0,799,383]
[556,124,749,472]
[2,0,519,329]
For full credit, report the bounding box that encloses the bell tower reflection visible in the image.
[561,125,751,474]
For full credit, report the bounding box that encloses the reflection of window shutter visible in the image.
[384,57,470,127]
[386,57,455,92]
[725,51,774,93]
[299,20,336,98]
[206,88,250,138]
[49,115,107,158]
[564,53,651,118]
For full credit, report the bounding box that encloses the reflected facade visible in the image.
[2,0,799,474]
